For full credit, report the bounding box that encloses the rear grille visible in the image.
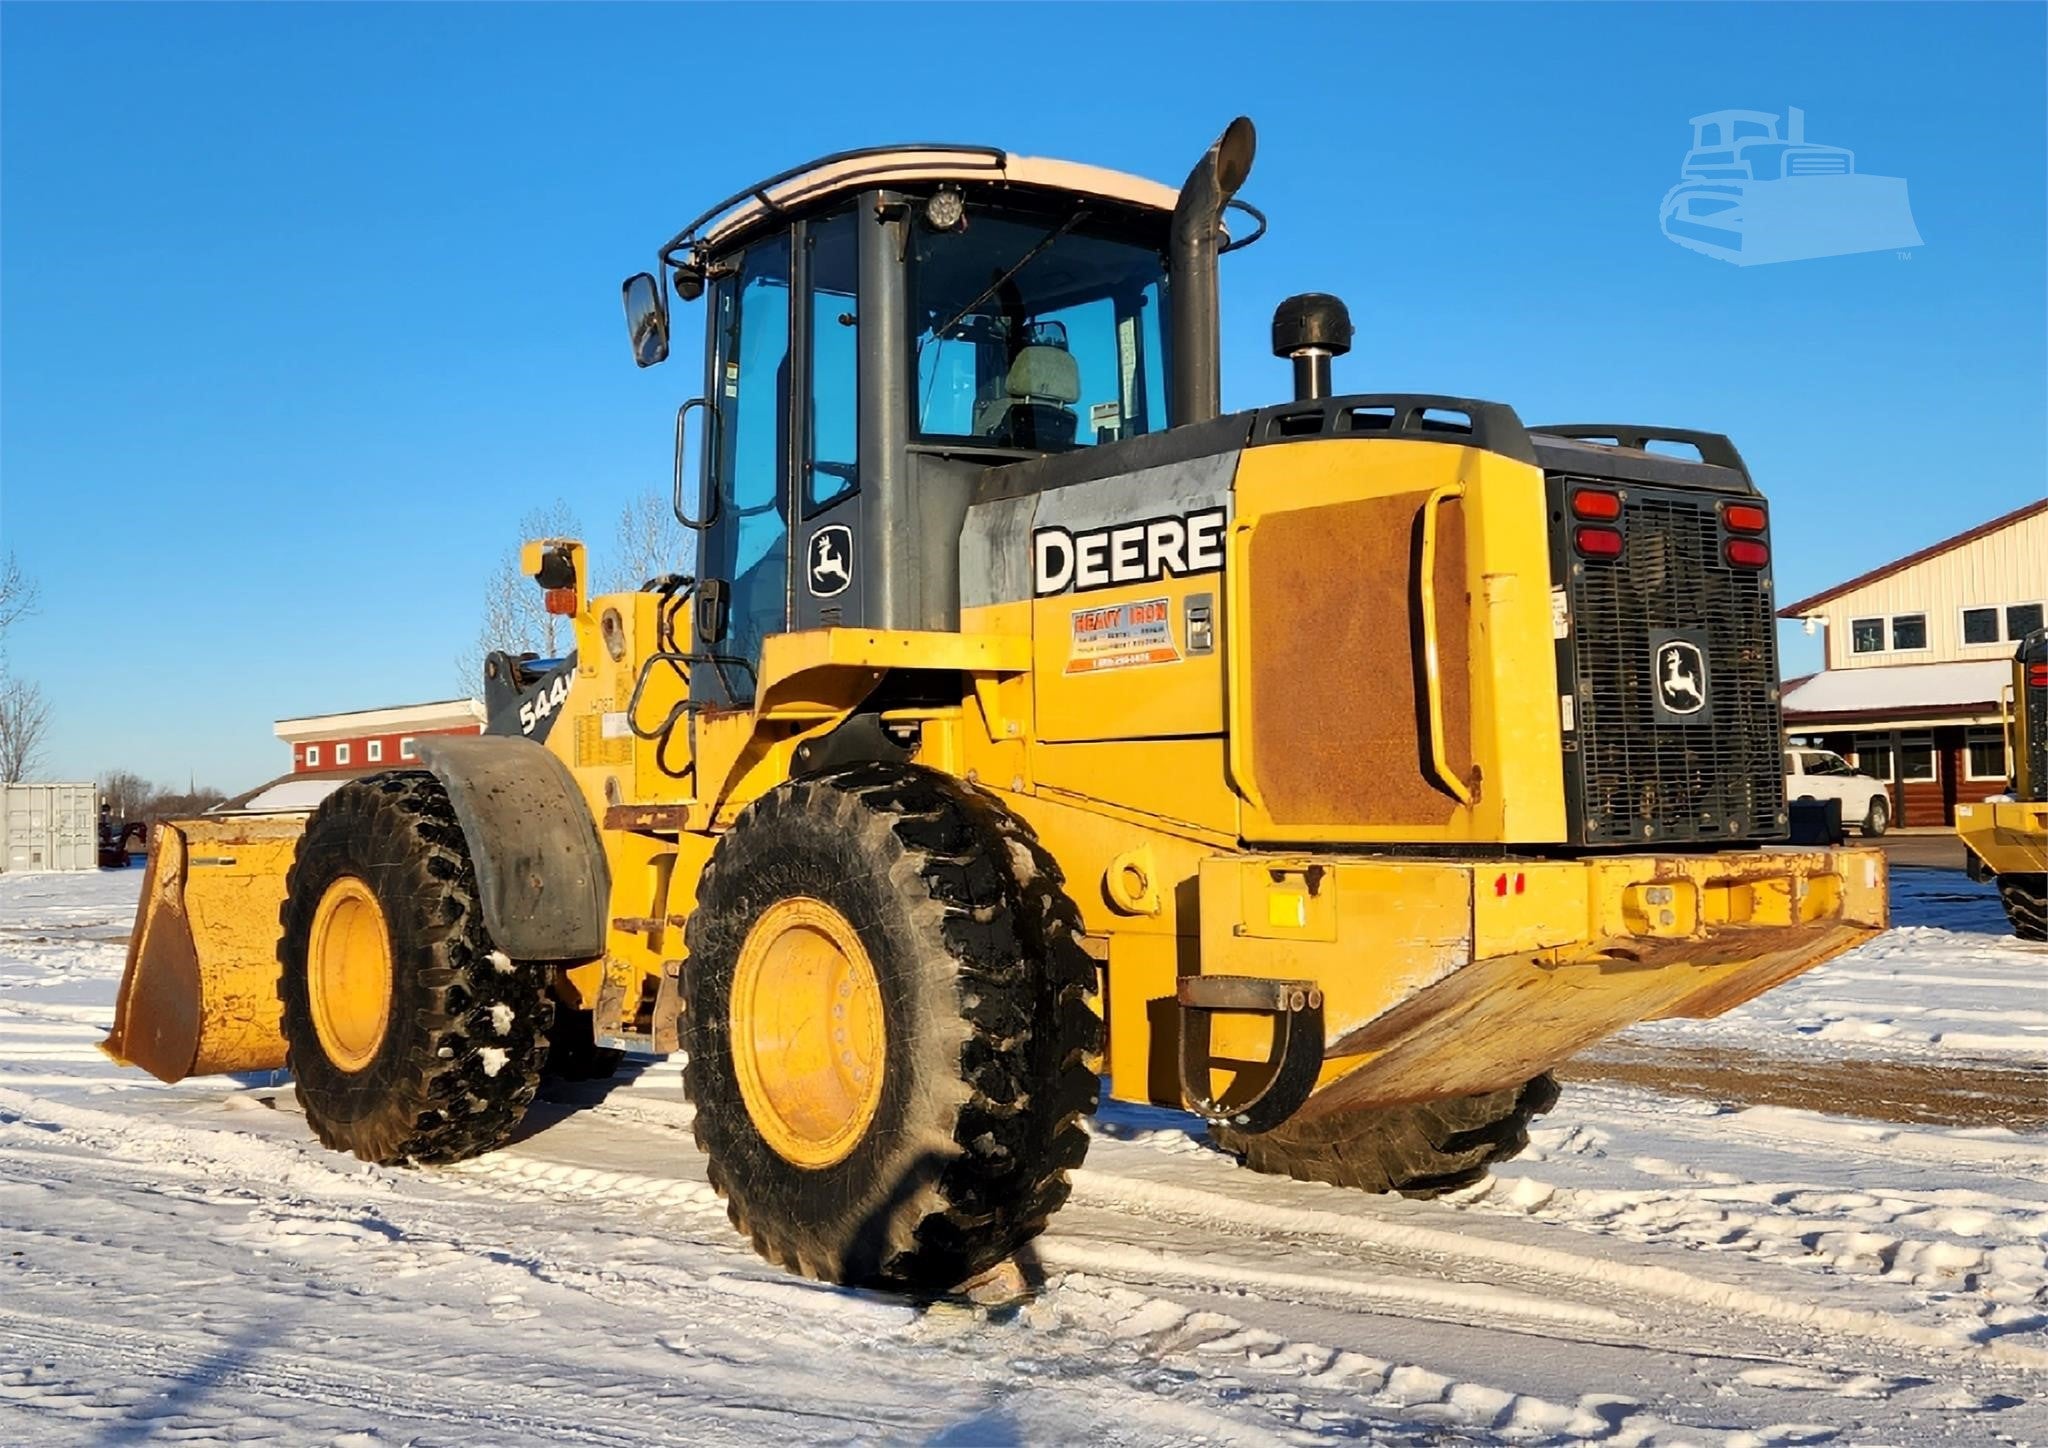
[1560,481,1786,844]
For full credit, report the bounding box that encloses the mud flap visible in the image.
[101,815,304,1082]
[1177,975,1324,1133]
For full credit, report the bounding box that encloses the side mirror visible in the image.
[622,272,669,368]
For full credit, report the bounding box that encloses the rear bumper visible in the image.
[1193,845,1886,1117]
[1957,800,2048,877]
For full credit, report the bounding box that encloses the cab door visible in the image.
[695,233,792,708]
[694,214,865,708]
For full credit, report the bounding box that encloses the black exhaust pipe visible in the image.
[1169,117,1256,427]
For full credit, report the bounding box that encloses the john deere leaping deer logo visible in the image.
[808,525,853,598]
[1656,640,1708,716]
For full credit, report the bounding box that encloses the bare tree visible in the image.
[601,490,693,593]
[150,784,228,820]
[0,551,38,639]
[457,500,583,692]
[0,675,52,782]
[99,769,157,821]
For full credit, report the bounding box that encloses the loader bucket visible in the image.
[101,814,305,1083]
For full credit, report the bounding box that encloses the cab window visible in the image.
[806,211,859,514]
[912,211,1169,450]
[705,233,792,695]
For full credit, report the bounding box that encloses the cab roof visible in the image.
[666,145,1181,261]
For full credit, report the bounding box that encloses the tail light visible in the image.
[1725,539,1769,568]
[1572,489,1622,521]
[1575,526,1625,559]
[1723,503,1767,533]
[2029,663,2048,689]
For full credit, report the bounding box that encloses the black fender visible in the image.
[412,735,609,961]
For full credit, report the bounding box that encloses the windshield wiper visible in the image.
[919,210,1090,355]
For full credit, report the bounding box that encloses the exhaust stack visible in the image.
[1169,117,1256,427]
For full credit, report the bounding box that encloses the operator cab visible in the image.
[623,131,1255,705]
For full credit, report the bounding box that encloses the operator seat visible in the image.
[973,344,1081,448]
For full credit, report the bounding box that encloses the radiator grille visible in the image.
[1563,483,1786,844]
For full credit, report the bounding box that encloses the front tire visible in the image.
[682,763,1098,1291]
[278,773,552,1165]
[1213,1075,1560,1197]
[1862,794,1891,837]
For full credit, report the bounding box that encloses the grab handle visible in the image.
[1418,483,1473,806]
[1224,518,1266,814]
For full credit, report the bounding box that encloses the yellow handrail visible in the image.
[1418,482,1473,806]
[1224,518,1266,814]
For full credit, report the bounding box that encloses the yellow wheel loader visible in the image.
[1959,628,2048,940]
[106,119,1888,1292]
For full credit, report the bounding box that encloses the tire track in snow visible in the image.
[0,1091,1494,1445]
[1061,1169,2048,1369]
[0,1309,658,1447]
[503,1083,2048,1373]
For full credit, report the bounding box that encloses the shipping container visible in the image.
[1,782,100,872]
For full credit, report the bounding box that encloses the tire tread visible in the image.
[682,764,1099,1290]
[1214,1074,1559,1199]
[278,771,551,1165]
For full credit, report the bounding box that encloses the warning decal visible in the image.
[1066,597,1180,675]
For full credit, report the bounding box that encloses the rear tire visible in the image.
[1861,794,1891,837]
[1213,1074,1560,1197]
[278,773,552,1165]
[682,763,1098,1291]
[542,1005,624,1083]
[1998,873,2048,942]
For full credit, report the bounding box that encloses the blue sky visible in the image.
[3,3,2043,790]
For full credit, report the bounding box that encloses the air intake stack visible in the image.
[1271,293,1354,402]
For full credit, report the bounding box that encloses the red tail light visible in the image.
[1723,503,1767,533]
[2029,663,2048,689]
[1725,539,1769,568]
[1571,489,1622,521]
[1575,526,1624,558]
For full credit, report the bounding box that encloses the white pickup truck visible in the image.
[1784,748,1892,837]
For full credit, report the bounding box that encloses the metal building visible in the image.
[1781,498,2048,827]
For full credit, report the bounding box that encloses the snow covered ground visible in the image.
[2,866,2043,1446]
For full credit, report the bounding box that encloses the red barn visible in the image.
[273,699,485,775]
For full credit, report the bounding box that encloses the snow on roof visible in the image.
[226,776,355,814]
[1782,659,2011,720]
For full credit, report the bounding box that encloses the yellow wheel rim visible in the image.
[306,876,394,1073]
[730,896,886,1169]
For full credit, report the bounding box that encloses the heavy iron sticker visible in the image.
[1066,597,1180,675]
